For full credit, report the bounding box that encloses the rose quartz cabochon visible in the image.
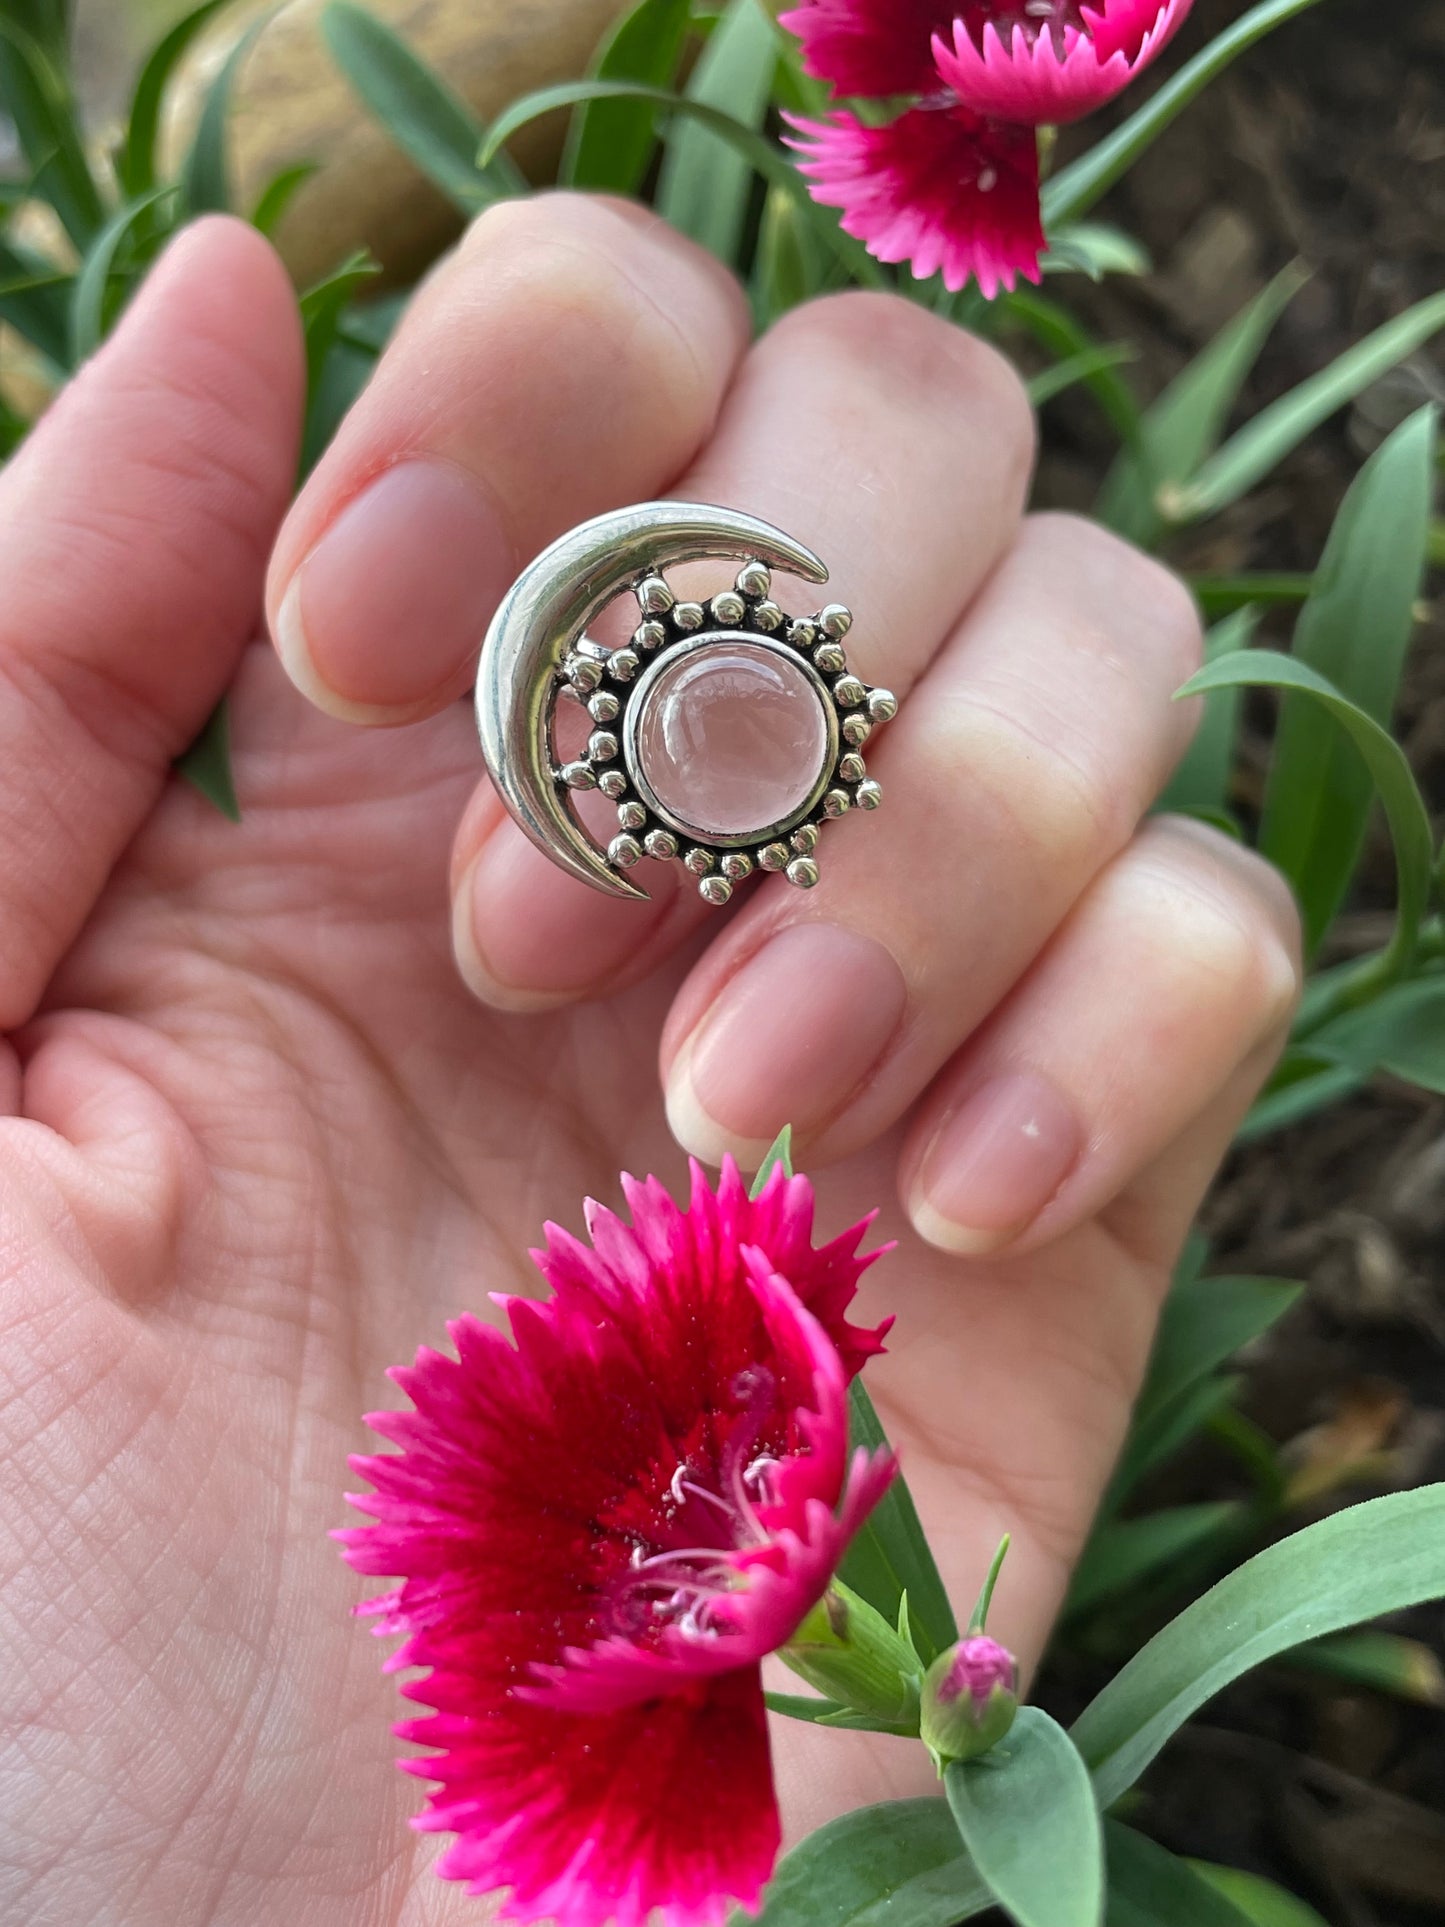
[633,640,830,838]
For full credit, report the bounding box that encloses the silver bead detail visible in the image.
[587,730,619,763]
[842,712,871,747]
[637,574,674,616]
[752,599,784,632]
[833,674,867,709]
[608,647,640,683]
[856,778,883,811]
[813,640,847,674]
[868,688,898,723]
[644,828,678,861]
[634,619,667,652]
[822,789,851,818]
[786,857,820,890]
[608,833,643,869]
[820,603,853,639]
[710,589,747,627]
[589,689,621,724]
[791,823,819,854]
[617,799,647,832]
[699,875,733,906]
[563,654,603,695]
[758,842,790,871]
[673,600,705,632]
[839,751,866,784]
[737,559,772,598]
[721,851,753,881]
[598,768,628,799]
[787,618,818,650]
[684,847,715,876]
[560,761,596,791]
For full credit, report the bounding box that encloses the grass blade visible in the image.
[70,187,176,363]
[838,1380,957,1666]
[1066,1503,1245,1620]
[181,16,264,214]
[656,0,776,267]
[1259,407,1436,955]
[1175,296,1445,521]
[0,13,102,246]
[562,0,692,194]
[176,698,240,821]
[121,0,234,197]
[1157,607,1259,816]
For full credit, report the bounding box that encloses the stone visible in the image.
[632,641,831,840]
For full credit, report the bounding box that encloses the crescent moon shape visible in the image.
[476,502,829,901]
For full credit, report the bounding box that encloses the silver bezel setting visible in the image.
[552,555,895,905]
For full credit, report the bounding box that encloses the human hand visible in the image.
[1,203,1299,1924]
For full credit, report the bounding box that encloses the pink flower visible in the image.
[779,0,1194,293]
[786,104,1044,300]
[933,1,1194,125]
[339,1159,895,1927]
[934,1634,1019,1709]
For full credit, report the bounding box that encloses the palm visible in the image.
[8,638,1159,1924]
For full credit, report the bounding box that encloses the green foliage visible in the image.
[946,1712,1103,1927]
[838,1381,958,1665]
[562,0,693,194]
[176,698,240,821]
[656,0,776,261]
[1157,607,1259,818]
[750,1801,989,1927]
[1105,1823,1264,1927]
[120,0,235,198]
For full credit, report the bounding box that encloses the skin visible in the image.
[0,205,1302,1926]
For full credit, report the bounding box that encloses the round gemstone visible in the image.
[630,639,831,840]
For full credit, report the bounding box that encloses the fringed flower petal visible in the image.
[778,0,961,98]
[340,1160,896,1927]
[786,105,1045,298]
[933,0,1194,126]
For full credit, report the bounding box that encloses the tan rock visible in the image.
[162,0,626,286]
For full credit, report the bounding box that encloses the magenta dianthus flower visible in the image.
[339,1159,896,1927]
[781,0,1194,293]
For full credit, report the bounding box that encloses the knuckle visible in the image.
[1024,513,1204,683]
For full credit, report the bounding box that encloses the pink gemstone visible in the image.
[631,641,831,840]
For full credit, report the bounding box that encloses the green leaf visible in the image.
[763,1690,849,1724]
[1158,607,1259,817]
[1136,1272,1302,1436]
[485,82,883,289]
[249,160,318,236]
[946,1710,1103,1927]
[1073,1484,1445,1807]
[1002,289,1142,450]
[1180,650,1435,978]
[1027,343,1138,410]
[322,0,519,212]
[656,0,775,267]
[751,1799,990,1927]
[1097,264,1308,548]
[562,0,692,195]
[1259,408,1436,954]
[838,1380,957,1665]
[1190,1862,1331,1927]
[1280,1628,1445,1705]
[176,698,240,821]
[1105,1824,1259,1927]
[1308,976,1445,1095]
[749,1124,793,1198]
[1175,297,1445,522]
[1042,222,1151,281]
[1067,1503,1245,1620]
[0,235,72,366]
[1104,1374,1243,1515]
[299,251,381,474]
[120,0,234,198]
[181,16,263,214]
[1237,1055,1363,1141]
[70,187,176,364]
[752,182,829,327]
[968,1535,1010,1635]
[0,13,102,246]
[1043,0,1328,229]
[1190,572,1314,620]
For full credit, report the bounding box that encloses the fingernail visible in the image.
[910,1071,1081,1256]
[274,458,512,721]
[666,924,907,1166]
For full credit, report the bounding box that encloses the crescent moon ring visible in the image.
[475,501,897,907]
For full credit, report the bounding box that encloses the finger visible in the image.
[659,514,1203,1165]
[0,217,303,1031]
[264,194,751,724]
[452,290,1037,1006]
[900,816,1302,1257]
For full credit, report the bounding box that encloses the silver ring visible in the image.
[475,502,895,908]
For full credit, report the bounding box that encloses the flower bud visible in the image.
[919,1634,1019,1769]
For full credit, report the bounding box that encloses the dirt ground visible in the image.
[1034,4,1445,1920]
